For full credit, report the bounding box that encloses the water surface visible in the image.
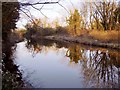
[11,39,120,88]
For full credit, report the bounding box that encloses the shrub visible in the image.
[56,26,69,35]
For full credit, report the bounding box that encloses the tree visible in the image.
[67,9,82,36]
[2,2,24,89]
[25,18,43,38]
[89,1,93,30]
[54,19,60,28]
[93,0,117,30]
[43,17,47,28]
[80,3,88,30]
[2,2,20,41]
[114,1,120,30]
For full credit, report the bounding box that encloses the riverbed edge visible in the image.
[43,35,120,50]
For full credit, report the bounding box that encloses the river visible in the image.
[3,38,120,88]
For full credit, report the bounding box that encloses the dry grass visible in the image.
[76,29,88,36]
[89,30,119,42]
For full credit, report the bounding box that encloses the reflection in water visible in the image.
[65,44,120,88]
[81,50,119,88]
[26,38,42,57]
[25,38,69,57]
[13,38,119,88]
[66,45,84,63]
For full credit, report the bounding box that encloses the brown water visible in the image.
[4,38,120,88]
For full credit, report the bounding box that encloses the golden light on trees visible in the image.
[66,9,83,36]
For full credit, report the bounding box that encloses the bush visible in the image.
[56,26,69,35]
[41,28,56,36]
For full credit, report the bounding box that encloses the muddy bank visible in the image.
[44,35,120,50]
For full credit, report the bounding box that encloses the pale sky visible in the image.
[16,0,87,29]
[16,0,120,29]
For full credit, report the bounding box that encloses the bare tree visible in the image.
[93,0,117,30]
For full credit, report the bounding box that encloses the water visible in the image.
[3,39,120,88]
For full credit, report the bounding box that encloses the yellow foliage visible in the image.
[67,9,83,36]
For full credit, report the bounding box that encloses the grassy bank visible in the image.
[15,28,120,50]
[43,30,120,50]
[89,30,119,43]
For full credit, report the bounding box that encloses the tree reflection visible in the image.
[25,37,69,56]
[26,38,42,57]
[25,37,119,88]
[66,45,84,63]
[65,44,120,88]
[87,51,119,88]
[25,38,57,57]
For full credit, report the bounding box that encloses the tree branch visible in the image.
[30,5,47,18]
[19,9,37,26]
[19,0,70,23]
[20,1,59,6]
[19,0,69,17]
[58,2,70,14]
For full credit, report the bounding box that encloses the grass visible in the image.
[89,30,119,42]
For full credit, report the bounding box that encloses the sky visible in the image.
[16,0,87,29]
[16,0,120,29]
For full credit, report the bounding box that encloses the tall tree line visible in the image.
[92,0,120,30]
[67,0,120,33]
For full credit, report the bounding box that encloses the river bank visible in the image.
[43,35,120,50]
[7,31,120,50]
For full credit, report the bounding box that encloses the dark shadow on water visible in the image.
[2,39,25,89]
